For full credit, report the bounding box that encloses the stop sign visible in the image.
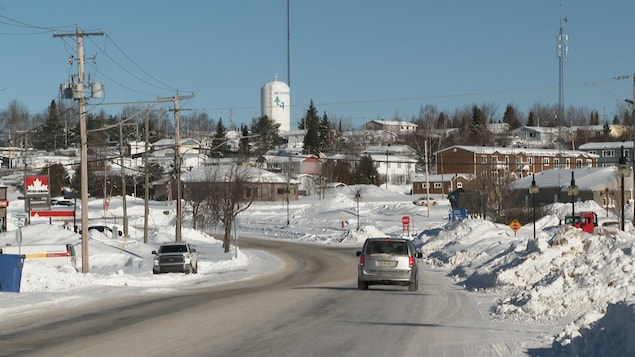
[401,216,410,225]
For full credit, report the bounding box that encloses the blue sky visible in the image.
[1,1,635,130]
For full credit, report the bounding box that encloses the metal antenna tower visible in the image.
[556,1,568,127]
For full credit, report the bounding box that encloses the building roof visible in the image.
[510,167,629,192]
[578,141,635,150]
[436,145,599,158]
[181,165,297,184]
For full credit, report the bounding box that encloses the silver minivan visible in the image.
[356,237,422,291]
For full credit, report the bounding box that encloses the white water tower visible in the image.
[261,76,290,132]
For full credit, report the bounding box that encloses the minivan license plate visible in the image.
[377,260,396,268]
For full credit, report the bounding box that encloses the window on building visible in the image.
[602,150,615,157]
[457,182,463,189]
[554,158,560,168]
[576,159,582,167]
[586,159,592,167]
[433,182,442,188]
[543,157,550,166]
[481,155,487,164]
[565,158,571,169]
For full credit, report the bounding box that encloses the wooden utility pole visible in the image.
[144,108,150,244]
[54,26,103,273]
[158,92,194,242]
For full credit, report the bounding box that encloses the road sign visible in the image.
[0,200,9,208]
[11,212,29,219]
[401,216,410,225]
[14,218,25,228]
[509,219,522,232]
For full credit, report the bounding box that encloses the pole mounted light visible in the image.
[529,174,539,240]
[354,189,361,231]
[567,171,578,217]
[618,145,631,231]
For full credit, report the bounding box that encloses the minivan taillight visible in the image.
[359,255,365,266]
[409,256,415,268]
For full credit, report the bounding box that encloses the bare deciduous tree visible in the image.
[203,166,254,253]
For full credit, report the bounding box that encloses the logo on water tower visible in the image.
[274,96,285,110]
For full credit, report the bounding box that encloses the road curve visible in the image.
[0,236,544,356]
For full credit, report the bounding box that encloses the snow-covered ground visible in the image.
[1,184,634,355]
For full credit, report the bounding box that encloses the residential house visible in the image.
[150,138,205,172]
[578,141,634,168]
[362,145,418,158]
[412,173,472,197]
[364,119,418,134]
[172,165,299,203]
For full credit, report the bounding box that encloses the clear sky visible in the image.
[1,0,635,130]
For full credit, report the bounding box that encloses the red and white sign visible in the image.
[25,175,50,197]
[0,200,8,208]
[30,210,75,218]
[401,216,410,225]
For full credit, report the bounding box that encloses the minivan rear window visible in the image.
[367,241,408,255]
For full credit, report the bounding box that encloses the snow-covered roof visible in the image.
[412,173,473,182]
[438,145,599,158]
[578,141,635,150]
[510,167,629,191]
[181,165,296,184]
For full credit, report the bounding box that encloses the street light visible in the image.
[618,145,631,231]
[529,174,539,240]
[354,189,361,231]
[385,151,389,190]
[567,171,578,217]
[601,187,612,217]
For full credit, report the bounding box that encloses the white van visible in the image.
[0,244,77,270]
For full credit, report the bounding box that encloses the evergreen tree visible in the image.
[302,100,320,155]
[435,112,447,129]
[527,111,536,126]
[469,105,488,144]
[251,115,281,154]
[589,111,599,125]
[239,124,250,154]
[39,163,71,197]
[352,155,379,185]
[502,104,522,129]
[318,112,332,153]
[33,100,66,150]
[213,117,228,156]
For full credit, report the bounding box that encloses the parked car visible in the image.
[356,237,422,291]
[413,196,437,206]
[79,225,122,237]
[56,200,75,206]
[152,242,198,274]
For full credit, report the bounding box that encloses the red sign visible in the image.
[30,210,75,217]
[0,200,8,208]
[25,175,50,197]
[401,216,410,225]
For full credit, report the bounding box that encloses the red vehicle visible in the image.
[563,211,598,233]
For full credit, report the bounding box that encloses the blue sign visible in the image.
[449,209,469,220]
